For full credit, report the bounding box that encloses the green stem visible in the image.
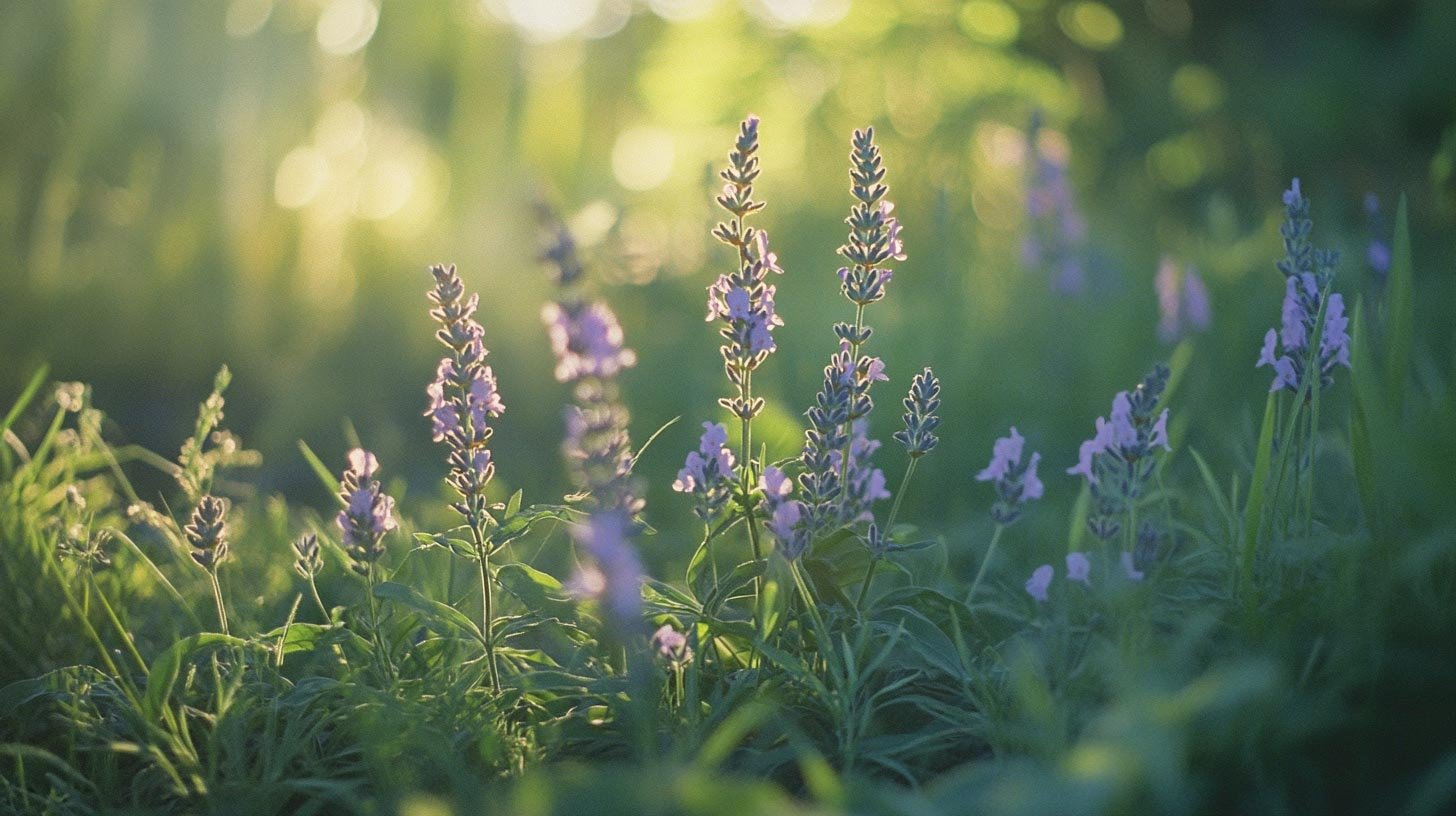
[207,569,229,636]
[966,524,1005,604]
[856,457,919,612]
[90,575,148,674]
[470,512,501,693]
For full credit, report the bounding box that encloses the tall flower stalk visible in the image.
[856,367,940,609]
[425,264,506,691]
[678,115,786,627]
[539,202,654,755]
[1254,179,1350,538]
[336,448,398,678]
[797,127,900,549]
[968,427,1044,603]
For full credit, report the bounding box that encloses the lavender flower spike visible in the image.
[1256,179,1349,393]
[976,426,1044,525]
[426,264,504,521]
[336,448,398,574]
[1068,365,1173,542]
[893,367,941,458]
[185,495,230,570]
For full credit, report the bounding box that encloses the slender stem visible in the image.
[837,301,869,508]
[854,555,880,612]
[90,575,148,674]
[366,560,387,680]
[469,509,501,693]
[883,457,918,537]
[966,524,1005,604]
[307,575,330,622]
[207,569,229,636]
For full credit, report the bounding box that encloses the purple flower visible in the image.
[976,427,1026,482]
[1023,453,1044,500]
[336,447,398,573]
[672,422,736,520]
[652,624,692,665]
[1066,552,1090,585]
[184,495,230,570]
[426,265,505,514]
[978,426,1044,525]
[542,300,638,383]
[1120,551,1145,582]
[1068,366,1173,542]
[1026,564,1054,602]
[1149,410,1170,451]
[1259,179,1349,393]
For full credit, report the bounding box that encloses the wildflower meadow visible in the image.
[3,3,1455,815]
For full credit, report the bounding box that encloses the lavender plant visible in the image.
[795,127,901,550]
[968,426,1044,602]
[1253,179,1351,541]
[1067,365,1171,571]
[425,263,507,689]
[538,204,645,633]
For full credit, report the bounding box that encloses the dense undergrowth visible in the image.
[2,118,1454,816]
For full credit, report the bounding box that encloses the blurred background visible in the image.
[2,0,1453,574]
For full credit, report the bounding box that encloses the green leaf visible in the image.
[297,440,341,503]
[495,563,579,623]
[505,488,524,519]
[1385,193,1413,404]
[145,633,255,718]
[1349,297,1383,535]
[1189,448,1234,543]
[1241,391,1277,610]
[256,622,371,657]
[493,504,571,548]
[373,581,485,645]
[0,364,48,440]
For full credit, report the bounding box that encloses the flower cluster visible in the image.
[1256,180,1350,393]
[1020,112,1088,295]
[796,346,891,539]
[672,422,736,522]
[1025,550,1143,603]
[835,127,904,310]
[1155,257,1212,343]
[425,264,505,520]
[708,115,783,422]
[1067,365,1171,542]
[974,427,1044,525]
[184,495,230,570]
[759,466,807,559]
[292,533,322,579]
[893,367,941,458]
[336,448,397,575]
[543,300,638,384]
